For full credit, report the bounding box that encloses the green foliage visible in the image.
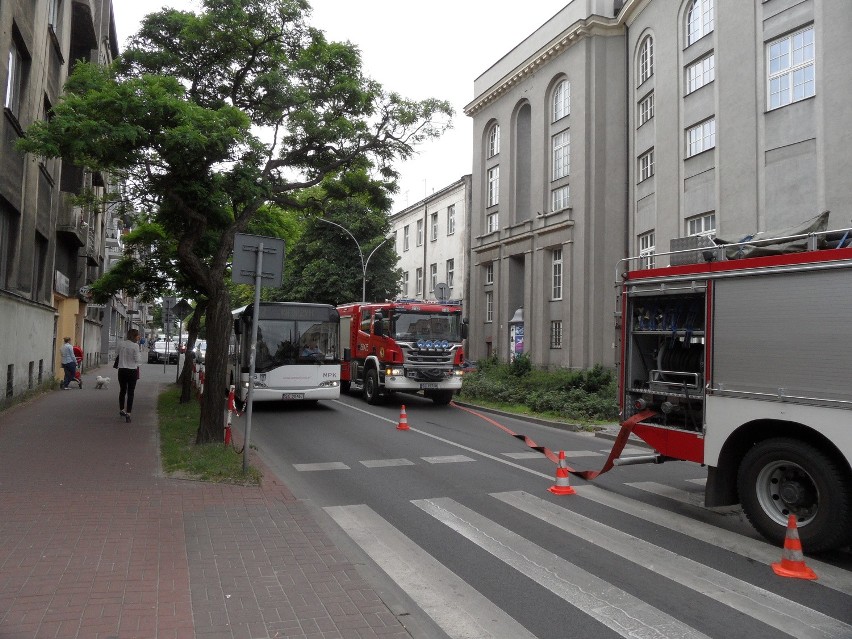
[158,385,261,483]
[459,363,618,423]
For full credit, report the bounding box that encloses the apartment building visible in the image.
[0,0,124,403]
[465,0,850,369]
[389,175,472,306]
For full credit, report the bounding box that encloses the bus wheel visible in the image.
[341,380,351,394]
[737,437,852,552]
[363,370,381,405]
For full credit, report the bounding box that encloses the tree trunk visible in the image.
[179,300,206,404]
[195,286,231,444]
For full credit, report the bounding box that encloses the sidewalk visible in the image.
[0,363,412,639]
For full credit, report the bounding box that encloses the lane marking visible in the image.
[414,497,710,639]
[293,462,350,471]
[573,484,852,594]
[495,491,852,639]
[686,478,707,486]
[422,455,475,464]
[324,504,537,639]
[360,458,415,468]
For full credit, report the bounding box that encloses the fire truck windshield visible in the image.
[391,312,462,342]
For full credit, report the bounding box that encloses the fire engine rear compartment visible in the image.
[622,266,852,437]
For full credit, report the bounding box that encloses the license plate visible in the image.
[419,383,439,389]
[282,393,304,400]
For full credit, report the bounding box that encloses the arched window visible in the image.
[487,123,500,157]
[686,0,714,46]
[553,80,570,121]
[638,35,654,85]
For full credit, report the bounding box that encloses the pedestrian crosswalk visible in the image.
[325,489,852,639]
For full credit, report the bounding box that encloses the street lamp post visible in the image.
[317,218,390,303]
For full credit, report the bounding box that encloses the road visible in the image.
[242,392,852,639]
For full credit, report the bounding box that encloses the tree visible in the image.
[19,0,452,444]
[279,168,401,305]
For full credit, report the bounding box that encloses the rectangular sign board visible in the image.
[232,233,285,287]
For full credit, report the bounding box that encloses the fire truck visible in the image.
[337,300,467,405]
[616,223,852,551]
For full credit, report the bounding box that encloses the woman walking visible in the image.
[116,328,141,423]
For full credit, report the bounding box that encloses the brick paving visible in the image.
[0,363,412,639]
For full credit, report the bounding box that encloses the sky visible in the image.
[113,1,571,212]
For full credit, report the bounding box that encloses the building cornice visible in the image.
[464,16,624,118]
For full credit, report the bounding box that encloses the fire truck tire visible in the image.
[737,437,852,552]
[341,381,351,394]
[363,370,381,405]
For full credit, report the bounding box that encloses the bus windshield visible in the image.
[391,311,463,342]
[237,304,340,373]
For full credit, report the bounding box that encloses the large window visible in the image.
[487,166,499,207]
[639,232,656,269]
[403,225,410,251]
[48,0,61,30]
[550,321,563,349]
[686,118,715,158]
[687,212,716,237]
[768,27,815,110]
[430,212,438,241]
[552,248,563,300]
[552,131,570,180]
[638,35,654,85]
[401,271,409,297]
[551,185,569,212]
[447,205,455,235]
[686,0,714,46]
[5,40,24,117]
[553,80,570,121]
[416,219,423,246]
[0,206,19,289]
[484,262,494,285]
[638,149,655,182]
[488,123,500,157]
[429,263,437,292]
[485,291,493,323]
[686,54,715,94]
[446,259,454,288]
[486,212,499,234]
[415,268,423,296]
[638,92,654,127]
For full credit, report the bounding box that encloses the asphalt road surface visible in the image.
[241,391,852,639]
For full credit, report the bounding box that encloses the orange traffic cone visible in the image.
[397,405,410,430]
[772,515,817,580]
[548,451,576,495]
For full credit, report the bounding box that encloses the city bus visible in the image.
[230,302,341,403]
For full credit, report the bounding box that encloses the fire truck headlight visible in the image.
[319,380,339,388]
[385,367,404,376]
[453,370,464,377]
[441,340,449,349]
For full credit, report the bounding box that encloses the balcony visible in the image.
[56,203,87,247]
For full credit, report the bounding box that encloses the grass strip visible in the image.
[158,385,261,484]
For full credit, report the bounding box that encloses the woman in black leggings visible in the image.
[116,328,141,423]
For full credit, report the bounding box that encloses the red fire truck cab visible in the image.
[337,300,468,405]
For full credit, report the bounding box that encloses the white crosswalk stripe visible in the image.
[324,504,537,639]
[573,484,852,594]
[626,481,705,507]
[360,458,415,468]
[494,491,852,639]
[421,454,475,464]
[413,497,711,639]
[293,461,350,471]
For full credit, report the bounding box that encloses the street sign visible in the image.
[172,299,192,320]
[435,282,450,302]
[232,234,285,287]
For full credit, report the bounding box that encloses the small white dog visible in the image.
[95,375,110,389]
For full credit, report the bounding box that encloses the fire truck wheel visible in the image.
[363,370,381,405]
[737,437,852,552]
[341,380,351,394]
